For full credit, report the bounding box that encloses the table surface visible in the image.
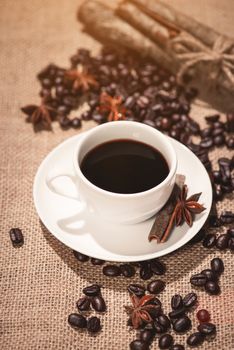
[0,1,233,349]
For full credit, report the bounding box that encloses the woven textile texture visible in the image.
[0,1,233,349]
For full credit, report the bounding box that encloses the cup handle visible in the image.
[46,168,80,200]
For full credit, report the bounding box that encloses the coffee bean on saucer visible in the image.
[83,284,101,297]
[190,273,207,287]
[187,332,205,347]
[201,269,217,282]
[9,228,24,246]
[147,280,165,294]
[103,265,121,277]
[173,316,192,333]
[68,313,87,329]
[130,339,150,350]
[150,259,166,275]
[87,316,101,333]
[197,322,216,336]
[211,257,224,275]
[90,258,105,265]
[73,250,89,262]
[183,292,197,308]
[76,296,91,312]
[127,284,145,297]
[159,334,174,349]
[205,281,220,295]
[120,264,136,278]
[216,234,229,250]
[202,233,216,248]
[91,295,106,312]
[171,294,183,310]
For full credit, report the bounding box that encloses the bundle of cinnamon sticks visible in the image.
[78,0,234,111]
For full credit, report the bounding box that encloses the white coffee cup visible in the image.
[46,121,177,224]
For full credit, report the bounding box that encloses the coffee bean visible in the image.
[68,313,87,329]
[120,264,136,278]
[150,259,166,275]
[220,211,234,224]
[187,332,205,347]
[83,284,101,297]
[228,237,234,250]
[227,227,234,237]
[171,294,183,310]
[91,295,106,312]
[71,117,81,128]
[140,329,156,343]
[201,269,217,282]
[147,280,165,294]
[59,116,71,129]
[76,296,90,312]
[216,234,229,250]
[226,136,234,149]
[157,315,171,331]
[9,228,24,246]
[154,320,167,334]
[190,273,207,287]
[87,316,101,333]
[73,250,89,262]
[173,316,191,333]
[196,309,210,323]
[168,307,186,319]
[128,284,145,297]
[159,334,174,349]
[183,292,197,308]
[205,114,220,123]
[202,233,216,248]
[140,263,153,280]
[90,258,105,265]
[197,322,216,336]
[200,137,213,149]
[214,135,225,146]
[169,344,185,350]
[205,281,220,295]
[103,265,121,277]
[130,340,150,350]
[211,257,224,275]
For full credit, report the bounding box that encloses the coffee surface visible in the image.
[80,139,169,194]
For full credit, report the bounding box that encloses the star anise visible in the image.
[65,66,98,92]
[21,100,56,130]
[160,185,206,243]
[98,91,126,121]
[124,294,160,329]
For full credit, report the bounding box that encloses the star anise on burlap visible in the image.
[65,66,98,91]
[124,294,160,329]
[21,100,56,130]
[98,91,126,121]
[160,185,206,243]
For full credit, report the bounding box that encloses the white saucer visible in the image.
[33,133,212,262]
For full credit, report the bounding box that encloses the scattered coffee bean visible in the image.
[150,259,166,275]
[215,234,229,250]
[140,263,153,280]
[190,273,207,287]
[183,292,197,308]
[147,280,165,294]
[227,227,234,237]
[228,236,234,250]
[159,334,174,349]
[71,117,81,128]
[202,233,216,248]
[103,265,121,277]
[83,284,101,297]
[90,258,105,265]
[171,294,183,310]
[130,339,149,350]
[168,307,186,319]
[76,296,90,312]
[173,316,191,333]
[68,313,87,329]
[120,264,136,278]
[196,309,210,323]
[157,315,171,331]
[73,250,89,262]
[187,332,205,347]
[154,319,167,333]
[91,295,106,312]
[201,269,217,282]
[127,284,145,297]
[220,211,234,224]
[140,329,156,343]
[197,322,216,336]
[169,344,185,350]
[211,257,224,275]
[87,316,101,333]
[9,228,24,246]
[205,281,220,295]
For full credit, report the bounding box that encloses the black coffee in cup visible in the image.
[80,139,169,194]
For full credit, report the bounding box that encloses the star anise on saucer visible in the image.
[21,100,56,130]
[124,294,159,329]
[65,66,98,91]
[160,185,206,243]
[98,91,126,121]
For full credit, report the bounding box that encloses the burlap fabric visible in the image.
[0,1,233,349]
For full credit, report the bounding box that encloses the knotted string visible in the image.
[170,33,234,90]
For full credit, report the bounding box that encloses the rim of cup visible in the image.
[73,121,177,198]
